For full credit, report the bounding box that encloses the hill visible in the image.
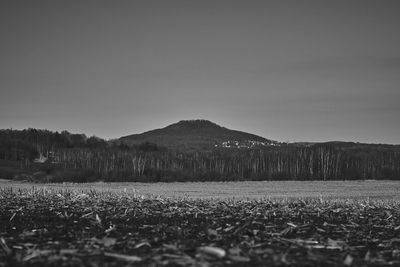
[119,119,278,151]
[0,125,399,182]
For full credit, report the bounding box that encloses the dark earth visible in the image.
[1,188,400,266]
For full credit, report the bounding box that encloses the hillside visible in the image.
[119,120,278,151]
[1,126,399,182]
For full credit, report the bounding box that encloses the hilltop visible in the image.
[119,119,278,151]
[0,124,399,182]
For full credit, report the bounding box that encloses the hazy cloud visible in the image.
[1,0,400,143]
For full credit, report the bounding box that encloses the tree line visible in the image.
[0,129,399,182]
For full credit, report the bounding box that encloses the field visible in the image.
[1,181,400,266]
[1,180,400,200]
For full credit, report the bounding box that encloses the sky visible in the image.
[1,0,400,144]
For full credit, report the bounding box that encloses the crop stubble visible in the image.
[0,188,400,266]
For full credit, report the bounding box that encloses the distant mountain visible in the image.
[119,119,278,151]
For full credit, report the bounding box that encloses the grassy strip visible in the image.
[0,188,400,266]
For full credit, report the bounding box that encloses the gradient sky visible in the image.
[1,1,400,144]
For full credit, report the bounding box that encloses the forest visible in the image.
[0,128,399,182]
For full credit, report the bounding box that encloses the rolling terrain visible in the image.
[119,119,278,151]
[0,120,399,182]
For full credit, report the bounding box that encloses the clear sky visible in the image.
[1,0,400,144]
